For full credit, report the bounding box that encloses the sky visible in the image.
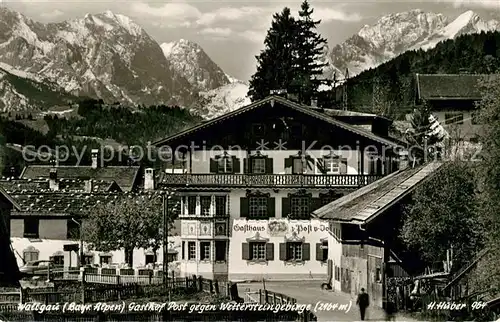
[2,0,500,81]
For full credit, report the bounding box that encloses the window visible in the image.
[24,218,39,239]
[50,254,64,267]
[291,196,309,218]
[188,242,196,260]
[292,158,303,174]
[83,255,94,265]
[215,196,227,216]
[187,196,196,215]
[145,254,156,265]
[376,267,382,282]
[23,247,38,262]
[215,241,226,261]
[335,266,340,281]
[286,242,303,261]
[251,158,266,174]
[200,242,211,261]
[321,194,340,206]
[67,219,80,239]
[250,242,266,260]
[322,241,328,261]
[100,255,112,265]
[323,156,340,174]
[445,113,464,125]
[249,196,268,218]
[217,157,233,173]
[200,196,211,216]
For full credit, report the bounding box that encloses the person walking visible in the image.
[356,288,370,321]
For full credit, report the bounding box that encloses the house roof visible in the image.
[416,74,496,100]
[153,95,403,149]
[20,165,141,192]
[0,178,121,193]
[2,189,176,216]
[312,161,444,223]
[0,186,21,211]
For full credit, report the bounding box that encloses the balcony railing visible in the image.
[161,174,383,188]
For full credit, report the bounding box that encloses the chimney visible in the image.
[398,150,409,170]
[144,168,155,190]
[49,168,59,191]
[91,149,99,169]
[84,179,93,193]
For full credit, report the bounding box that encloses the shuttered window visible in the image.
[279,242,310,262]
[242,242,274,261]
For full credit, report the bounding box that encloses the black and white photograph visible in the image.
[0,0,499,321]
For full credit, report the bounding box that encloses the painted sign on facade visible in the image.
[232,219,330,238]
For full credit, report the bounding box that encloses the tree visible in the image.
[82,194,174,266]
[474,75,500,291]
[400,161,483,272]
[248,7,298,101]
[293,0,330,104]
[248,1,330,104]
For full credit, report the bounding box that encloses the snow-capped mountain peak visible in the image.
[160,39,230,93]
[328,10,500,79]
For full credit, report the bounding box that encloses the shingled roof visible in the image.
[0,178,120,193]
[1,189,175,216]
[312,161,444,223]
[416,74,496,100]
[20,165,141,192]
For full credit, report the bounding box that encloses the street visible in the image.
[238,281,418,321]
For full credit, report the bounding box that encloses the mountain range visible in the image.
[0,7,498,118]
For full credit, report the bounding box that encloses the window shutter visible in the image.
[265,158,273,174]
[182,242,185,260]
[279,243,287,261]
[316,243,323,261]
[302,243,311,261]
[210,158,218,173]
[266,243,274,260]
[316,159,327,174]
[284,157,292,168]
[311,198,322,212]
[340,159,348,174]
[242,243,250,260]
[267,198,275,218]
[243,158,249,174]
[281,198,290,218]
[233,156,240,173]
[240,197,249,218]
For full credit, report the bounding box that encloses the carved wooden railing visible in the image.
[162,174,383,187]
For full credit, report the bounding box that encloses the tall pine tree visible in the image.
[293,0,330,104]
[248,1,330,104]
[248,8,298,101]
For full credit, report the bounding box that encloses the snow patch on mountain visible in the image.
[190,81,250,119]
[328,9,500,79]
[160,39,229,93]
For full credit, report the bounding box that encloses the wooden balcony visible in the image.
[161,174,384,188]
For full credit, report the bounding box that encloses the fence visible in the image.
[51,267,165,285]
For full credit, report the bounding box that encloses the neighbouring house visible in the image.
[312,161,444,308]
[412,73,495,142]
[0,167,181,270]
[19,149,142,192]
[153,94,407,281]
[0,186,22,287]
